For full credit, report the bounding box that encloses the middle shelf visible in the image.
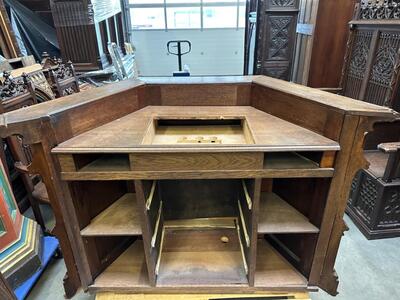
[81,193,142,236]
[80,191,319,237]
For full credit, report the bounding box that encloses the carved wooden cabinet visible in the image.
[0,76,396,297]
[340,1,400,239]
[254,0,299,80]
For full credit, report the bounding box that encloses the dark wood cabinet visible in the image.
[254,0,299,80]
[50,0,128,72]
[339,2,400,239]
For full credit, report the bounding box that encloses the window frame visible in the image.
[128,0,246,31]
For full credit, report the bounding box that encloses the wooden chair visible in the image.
[336,1,400,239]
[41,54,80,98]
[0,71,50,232]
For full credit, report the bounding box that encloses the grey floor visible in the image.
[25,209,400,300]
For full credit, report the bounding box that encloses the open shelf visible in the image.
[258,193,319,234]
[264,152,319,169]
[262,152,334,178]
[81,193,142,236]
[78,154,130,173]
[255,239,308,288]
[156,226,248,286]
[90,240,150,291]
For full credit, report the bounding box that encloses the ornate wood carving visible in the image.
[271,0,295,6]
[267,16,292,60]
[364,32,400,106]
[255,0,299,80]
[360,0,400,20]
[342,30,373,99]
[0,72,31,101]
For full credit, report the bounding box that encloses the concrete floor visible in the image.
[26,212,400,300]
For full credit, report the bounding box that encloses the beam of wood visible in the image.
[164,217,236,229]
[96,292,311,300]
[80,193,142,236]
[258,193,319,234]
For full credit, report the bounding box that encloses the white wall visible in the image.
[131,29,245,76]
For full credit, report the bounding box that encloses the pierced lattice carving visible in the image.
[380,189,400,225]
[360,0,400,20]
[364,32,400,106]
[271,0,295,6]
[356,176,378,222]
[349,31,373,79]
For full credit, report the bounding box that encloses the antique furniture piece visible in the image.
[253,0,300,80]
[0,71,52,231]
[338,0,400,239]
[0,76,395,298]
[41,55,80,97]
[247,0,357,86]
[0,159,42,290]
[50,0,129,72]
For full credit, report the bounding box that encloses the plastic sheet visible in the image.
[52,0,122,27]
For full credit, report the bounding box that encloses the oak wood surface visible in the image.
[90,238,308,293]
[96,292,311,300]
[60,169,335,181]
[80,193,142,236]
[255,239,307,288]
[252,76,396,117]
[52,106,339,153]
[258,193,319,234]
[157,228,248,286]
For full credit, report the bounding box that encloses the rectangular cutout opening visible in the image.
[143,117,255,145]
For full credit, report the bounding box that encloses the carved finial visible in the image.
[1,71,28,100]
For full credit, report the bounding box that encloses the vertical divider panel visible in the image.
[237,178,262,286]
[134,180,164,286]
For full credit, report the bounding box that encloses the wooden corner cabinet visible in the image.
[0,76,397,297]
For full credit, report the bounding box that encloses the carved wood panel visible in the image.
[341,25,400,111]
[364,31,400,106]
[342,30,373,99]
[254,0,299,80]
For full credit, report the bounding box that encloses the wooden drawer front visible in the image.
[130,153,263,172]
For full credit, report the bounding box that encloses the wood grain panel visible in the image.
[130,153,264,172]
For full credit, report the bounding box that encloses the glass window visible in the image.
[131,7,165,29]
[203,0,239,3]
[238,4,246,28]
[166,0,200,3]
[167,6,201,29]
[203,6,237,28]
[129,0,164,4]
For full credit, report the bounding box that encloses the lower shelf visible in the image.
[90,238,308,292]
[255,239,307,288]
[157,227,248,286]
[91,240,149,291]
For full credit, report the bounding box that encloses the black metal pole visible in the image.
[177,42,183,71]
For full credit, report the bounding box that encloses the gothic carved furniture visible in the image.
[0,71,52,232]
[338,1,400,239]
[50,0,128,72]
[253,0,300,80]
[0,76,395,297]
[41,55,80,97]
